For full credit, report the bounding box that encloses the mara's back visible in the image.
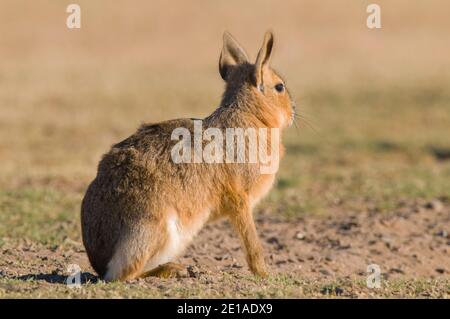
[81,118,215,277]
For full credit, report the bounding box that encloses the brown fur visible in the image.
[81,31,296,281]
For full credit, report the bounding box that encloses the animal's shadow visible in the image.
[15,272,99,285]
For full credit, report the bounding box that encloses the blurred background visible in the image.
[0,0,449,226]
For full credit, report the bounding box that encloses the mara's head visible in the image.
[219,31,296,129]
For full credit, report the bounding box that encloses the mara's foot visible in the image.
[140,262,186,279]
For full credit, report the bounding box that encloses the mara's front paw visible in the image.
[254,268,269,278]
[250,262,269,278]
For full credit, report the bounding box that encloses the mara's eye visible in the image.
[275,83,285,93]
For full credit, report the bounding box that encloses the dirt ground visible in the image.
[182,199,450,281]
[1,197,448,298]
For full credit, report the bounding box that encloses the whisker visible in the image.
[294,111,315,121]
[293,117,300,134]
[293,114,320,136]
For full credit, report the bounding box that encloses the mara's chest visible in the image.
[248,173,276,209]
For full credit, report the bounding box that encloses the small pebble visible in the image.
[295,232,306,240]
[435,230,448,238]
[425,200,444,213]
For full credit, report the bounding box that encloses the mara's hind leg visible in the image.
[104,213,192,281]
[139,262,186,279]
[103,222,167,282]
[139,214,194,278]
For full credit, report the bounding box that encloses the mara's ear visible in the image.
[219,31,249,81]
[254,31,274,90]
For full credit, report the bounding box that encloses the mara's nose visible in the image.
[291,100,297,113]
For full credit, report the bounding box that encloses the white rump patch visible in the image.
[104,209,210,281]
[143,210,209,272]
